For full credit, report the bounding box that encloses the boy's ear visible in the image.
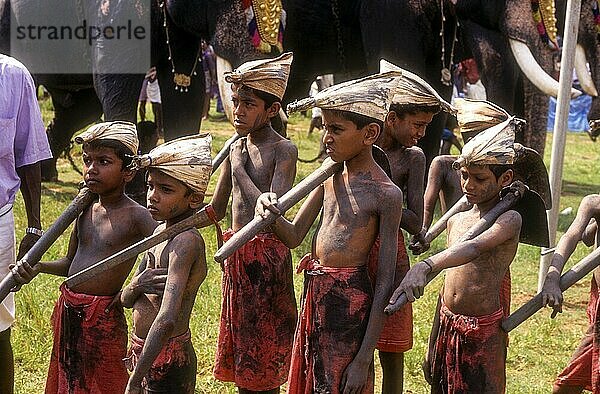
[385,111,397,127]
[266,102,282,119]
[499,169,514,188]
[122,168,136,183]
[188,192,204,210]
[363,122,381,145]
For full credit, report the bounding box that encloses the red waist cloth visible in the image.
[214,229,297,391]
[431,300,507,394]
[125,330,196,393]
[367,232,413,353]
[287,255,374,394]
[555,278,600,392]
[45,283,128,394]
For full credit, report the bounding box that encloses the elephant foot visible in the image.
[41,158,59,182]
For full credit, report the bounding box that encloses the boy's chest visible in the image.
[78,210,135,248]
[322,180,378,224]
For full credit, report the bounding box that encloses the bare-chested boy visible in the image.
[11,122,157,393]
[256,72,403,393]
[210,53,298,394]
[119,135,212,394]
[390,100,523,393]
[542,195,600,393]
[366,60,454,393]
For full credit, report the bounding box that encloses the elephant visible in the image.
[455,0,599,156]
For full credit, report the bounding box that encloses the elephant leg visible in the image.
[93,73,144,122]
[43,87,103,181]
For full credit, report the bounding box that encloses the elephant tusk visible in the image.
[216,55,235,126]
[509,39,582,99]
[575,44,599,97]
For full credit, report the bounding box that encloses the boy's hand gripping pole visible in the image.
[385,181,527,315]
[214,158,344,264]
[0,187,96,303]
[502,246,600,332]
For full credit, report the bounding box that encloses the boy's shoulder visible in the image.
[581,194,600,212]
[166,228,205,256]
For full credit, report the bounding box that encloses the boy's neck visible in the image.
[166,208,195,227]
[473,195,501,216]
[344,147,376,174]
[97,189,127,207]
[247,123,274,143]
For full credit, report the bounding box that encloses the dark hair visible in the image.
[389,103,441,119]
[83,139,134,169]
[325,109,384,131]
[238,85,280,109]
[488,164,513,180]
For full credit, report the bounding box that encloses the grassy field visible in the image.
[9,97,600,393]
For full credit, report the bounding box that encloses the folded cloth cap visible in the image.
[74,121,139,155]
[379,59,456,114]
[224,52,293,100]
[453,98,522,169]
[286,71,404,122]
[131,134,212,194]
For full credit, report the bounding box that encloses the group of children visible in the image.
[6,49,600,394]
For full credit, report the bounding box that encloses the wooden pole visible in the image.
[212,133,240,171]
[503,246,600,332]
[0,188,96,303]
[538,0,582,291]
[384,183,525,315]
[66,206,213,287]
[214,158,344,263]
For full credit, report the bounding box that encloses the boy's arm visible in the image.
[121,252,168,308]
[542,195,600,312]
[341,186,402,392]
[391,210,522,303]
[210,156,233,222]
[127,233,206,390]
[401,149,425,235]
[422,158,445,231]
[582,218,598,247]
[256,186,324,248]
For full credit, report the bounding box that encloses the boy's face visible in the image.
[83,146,133,194]
[385,111,434,147]
[231,86,278,136]
[321,110,379,162]
[146,169,201,223]
[460,165,512,205]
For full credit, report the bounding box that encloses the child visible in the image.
[368,59,455,393]
[11,121,157,393]
[211,52,299,393]
[120,135,213,394]
[541,195,600,393]
[390,100,523,393]
[256,71,404,393]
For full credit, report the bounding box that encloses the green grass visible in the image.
[10,97,600,393]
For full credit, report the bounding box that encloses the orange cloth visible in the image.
[287,255,374,394]
[125,330,196,393]
[367,232,413,353]
[555,278,600,392]
[45,284,128,394]
[431,300,507,394]
[214,229,297,391]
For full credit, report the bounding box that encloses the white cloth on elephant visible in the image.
[287,71,404,122]
[224,52,293,100]
[74,121,139,155]
[0,204,16,332]
[379,59,455,114]
[453,98,518,169]
[131,134,212,194]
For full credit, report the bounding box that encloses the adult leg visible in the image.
[0,328,14,394]
[553,384,584,394]
[379,351,404,394]
[151,102,164,140]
